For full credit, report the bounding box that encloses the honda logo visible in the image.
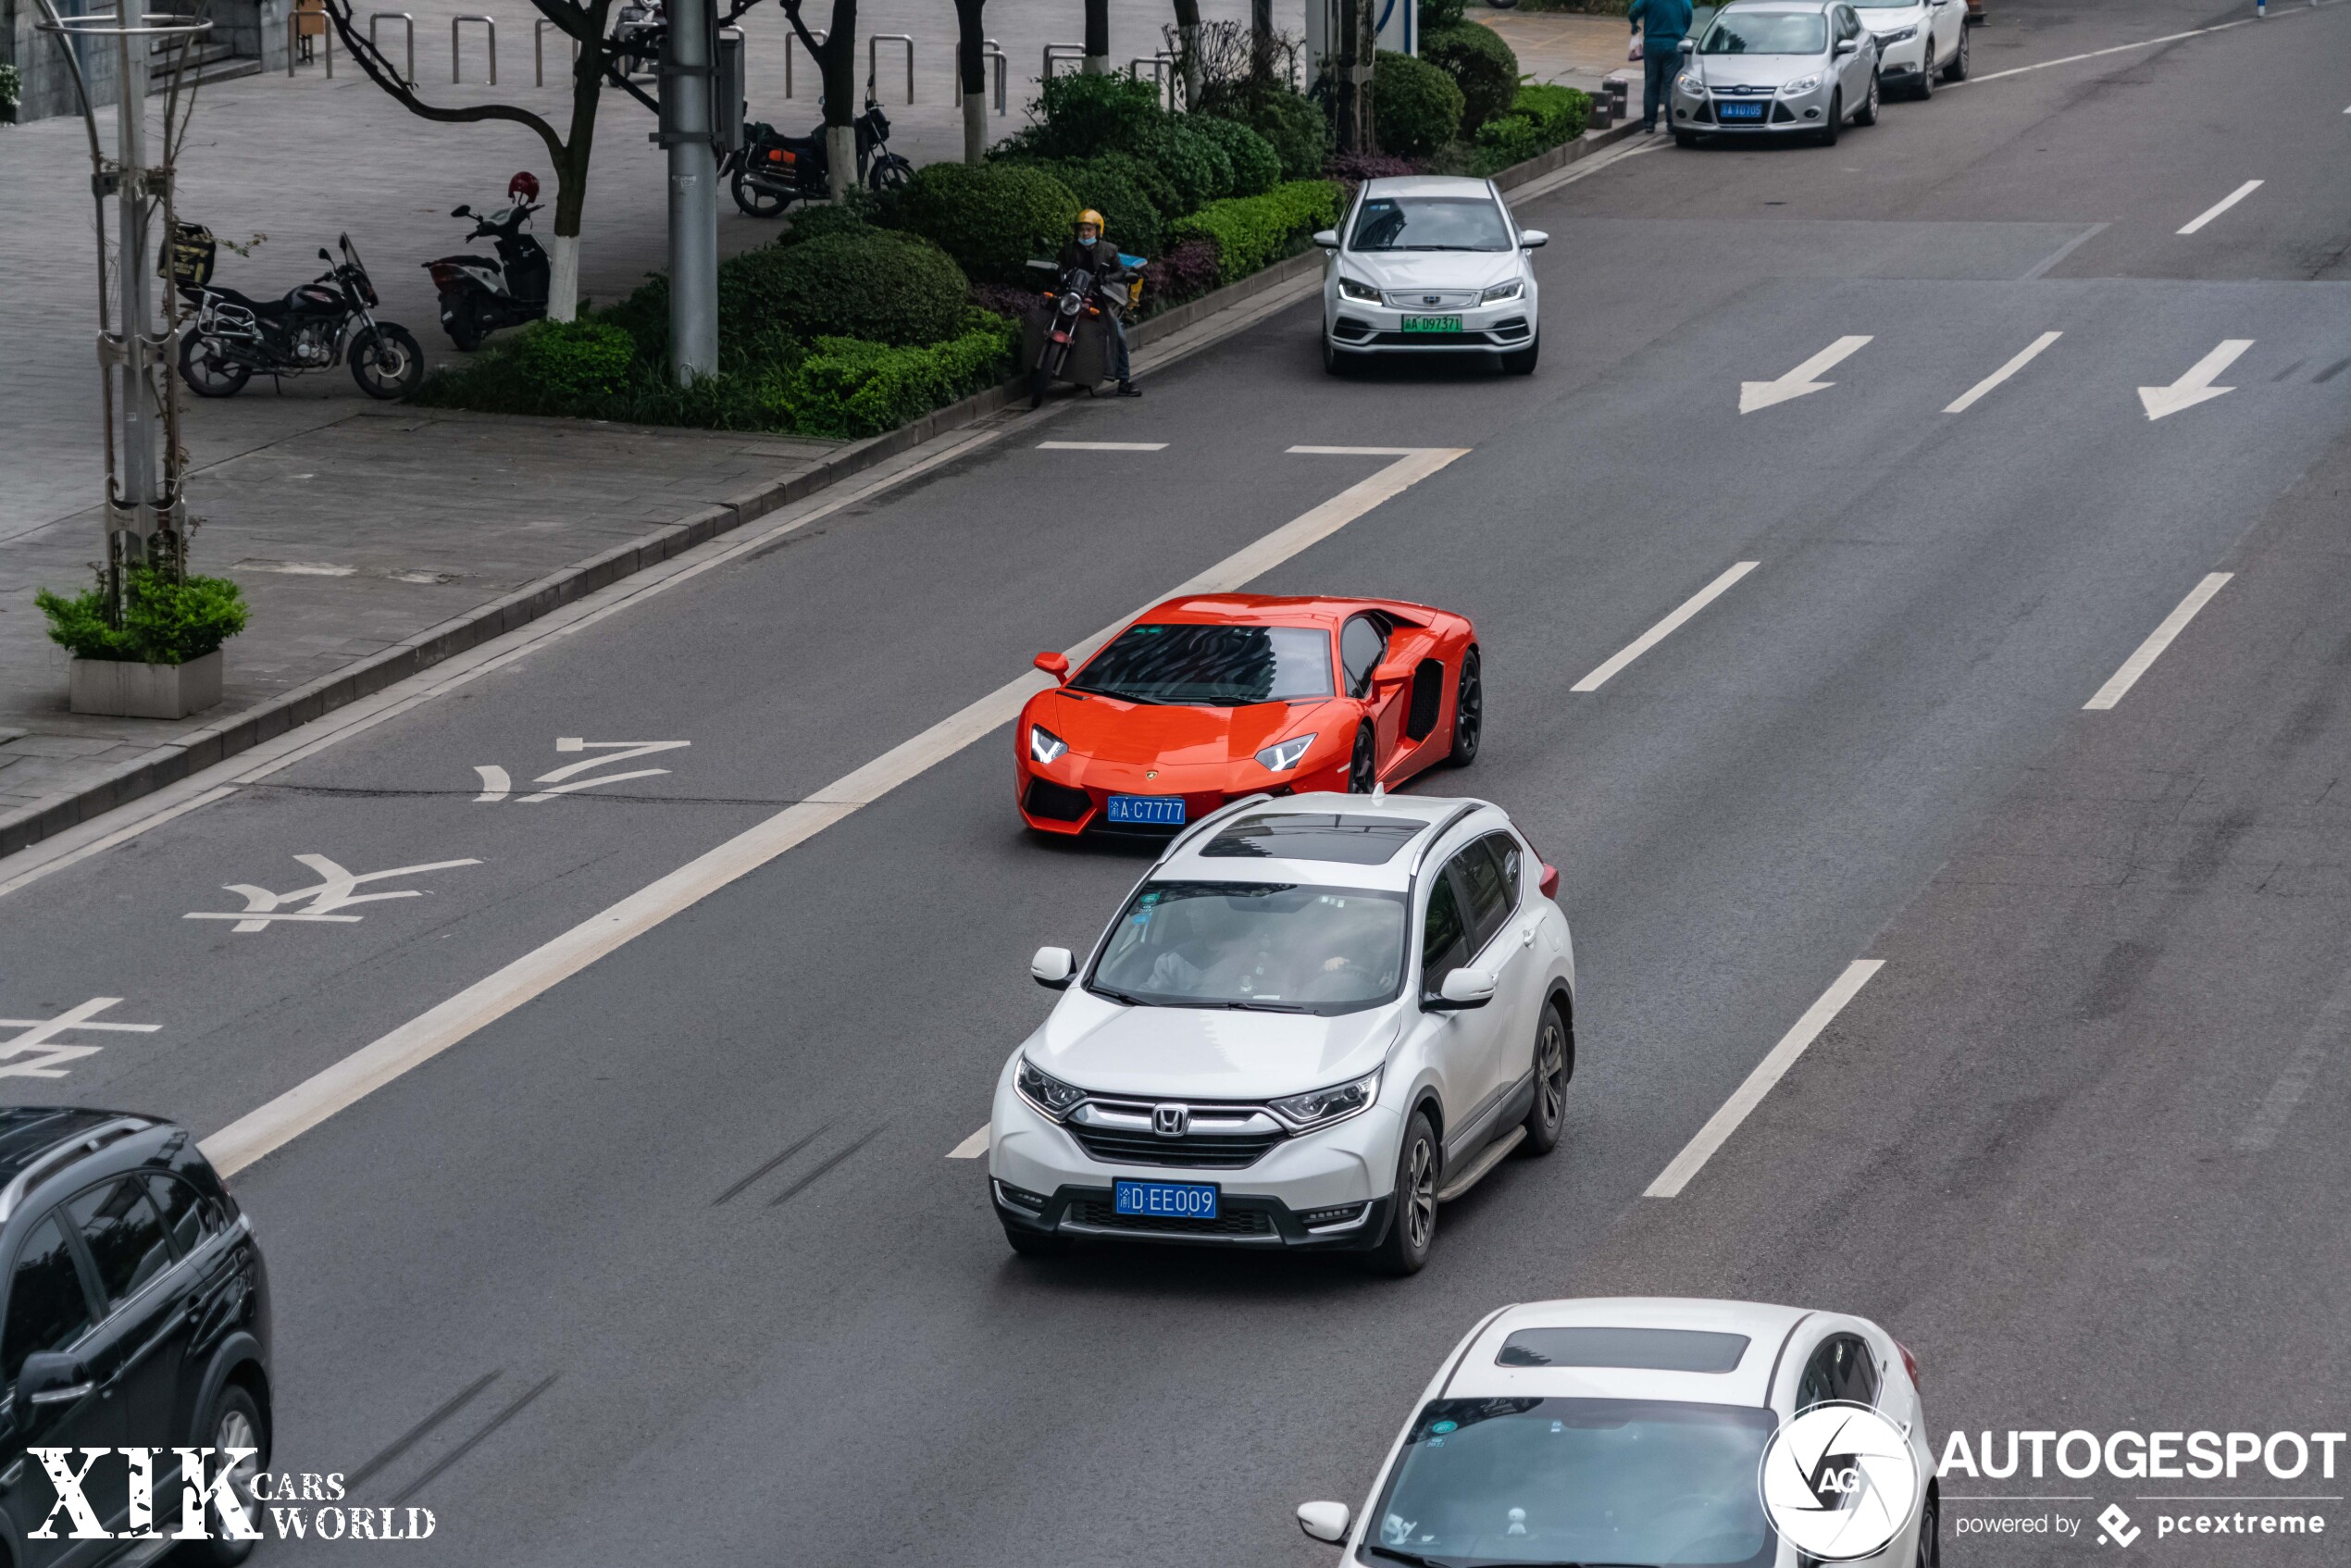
[1152,1103,1190,1138]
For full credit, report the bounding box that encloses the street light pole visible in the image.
[662,0,718,383]
[115,0,160,589]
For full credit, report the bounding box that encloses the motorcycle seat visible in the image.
[430,255,501,268]
[203,285,293,316]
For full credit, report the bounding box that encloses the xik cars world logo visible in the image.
[28,1450,435,1542]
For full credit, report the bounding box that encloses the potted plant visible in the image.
[0,63,23,126]
[36,562,250,718]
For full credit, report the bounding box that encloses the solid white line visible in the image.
[2177,180,2263,235]
[1570,562,1759,692]
[1952,15,2264,88]
[946,1127,989,1160]
[198,448,1470,1178]
[1037,442,1168,450]
[1645,960,1885,1199]
[2083,572,2233,709]
[1287,445,1425,454]
[2234,964,2351,1152]
[1944,331,2064,414]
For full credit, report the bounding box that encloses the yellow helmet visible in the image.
[1076,209,1106,232]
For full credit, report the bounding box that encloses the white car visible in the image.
[1315,177,1546,378]
[989,792,1575,1275]
[1854,0,1969,96]
[1297,1297,1941,1568]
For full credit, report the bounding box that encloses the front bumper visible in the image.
[1672,81,1835,132]
[1014,750,1348,836]
[1324,294,1536,355]
[1870,32,1931,77]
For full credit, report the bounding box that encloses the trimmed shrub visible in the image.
[1027,70,1169,160]
[38,565,250,665]
[900,162,1079,283]
[1373,51,1464,158]
[507,317,636,404]
[1088,150,1184,223]
[1141,237,1222,310]
[1236,87,1331,182]
[718,230,970,347]
[1190,114,1283,196]
[1168,179,1342,284]
[1033,157,1163,257]
[1473,81,1591,169]
[1418,0,1466,30]
[776,198,880,248]
[1422,21,1521,131]
[1326,151,1423,184]
[1135,116,1232,212]
[779,311,1020,438]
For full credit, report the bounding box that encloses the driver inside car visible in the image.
[1057,209,1140,398]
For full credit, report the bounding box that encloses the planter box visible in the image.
[68,651,224,719]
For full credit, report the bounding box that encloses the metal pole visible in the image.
[116,0,157,579]
[664,0,717,382]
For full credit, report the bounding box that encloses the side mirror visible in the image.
[1678,36,1696,54]
[1033,651,1071,682]
[1835,36,1859,54]
[1519,229,1549,249]
[1538,862,1560,901]
[1430,967,1499,1011]
[1311,229,1340,249]
[451,204,473,218]
[1031,946,1076,989]
[317,247,332,261]
[1296,1501,1352,1544]
[17,1351,92,1410]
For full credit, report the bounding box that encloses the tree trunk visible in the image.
[1250,0,1274,83]
[1170,0,1200,106]
[1082,0,1108,73]
[953,0,988,162]
[820,0,858,199]
[546,29,603,321]
[1335,0,1375,153]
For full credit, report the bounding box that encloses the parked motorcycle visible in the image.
[1022,257,1119,407]
[426,170,553,351]
[725,96,912,218]
[171,229,424,400]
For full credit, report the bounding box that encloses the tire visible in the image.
[1672,129,1698,147]
[1818,90,1842,143]
[1856,69,1881,125]
[1029,365,1051,408]
[178,331,250,397]
[1322,332,1358,377]
[349,323,424,400]
[869,154,913,194]
[1002,1221,1069,1258]
[1499,333,1538,376]
[1917,1485,1942,1568]
[1943,23,1970,80]
[1347,723,1377,793]
[1366,1109,1439,1276]
[1522,999,1570,1155]
[1915,50,1935,98]
[187,1382,267,1565]
[1445,646,1482,766]
[441,292,486,353]
[730,169,789,218]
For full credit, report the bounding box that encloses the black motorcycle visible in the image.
[173,230,424,400]
[1022,257,1122,407]
[426,172,552,351]
[726,96,912,218]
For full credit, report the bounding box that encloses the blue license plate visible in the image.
[1113,1178,1219,1219]
[1718,101,1765,120]
[1106,794,1187,826]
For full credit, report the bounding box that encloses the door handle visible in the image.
[1521,926,1536,947]
[27,1382,93,1407]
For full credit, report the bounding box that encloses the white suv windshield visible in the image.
[1701,12,1828,52]
[1350,196,1512,253]
[1088,881,1408,1014]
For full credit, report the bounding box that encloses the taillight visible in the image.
[1897,1340,1922,1390]
[1538,863,1559,900]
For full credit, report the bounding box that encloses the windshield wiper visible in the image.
[1087,984,1149,1007]
[1364,1549,1462,1568]
[1221,1000,1314,1013]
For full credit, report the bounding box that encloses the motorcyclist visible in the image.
[1055,209,1139,398]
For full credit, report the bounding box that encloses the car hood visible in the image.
[1337,250,1522,293]
[1857,4,1928,29]
[1032,691,1343,767]
[1688,51,1829,87]
[1028,989,1402,1100]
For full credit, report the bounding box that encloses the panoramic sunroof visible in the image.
[1200,814,1422,865]
[1497,1327,1751,1374]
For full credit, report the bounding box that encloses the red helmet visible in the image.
[508,171,541,202]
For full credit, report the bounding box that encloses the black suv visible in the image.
[0,1109,270,1567]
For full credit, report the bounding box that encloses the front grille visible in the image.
[1067,1200,1275,1235]
[1066,1125,1283,1169]
[1361,330,1511,348]
[1381,290,1477,309]
[1023,778,1091,822]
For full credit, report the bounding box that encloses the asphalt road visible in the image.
[5,1,2350,1562]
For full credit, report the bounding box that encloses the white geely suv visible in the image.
[989,791,1575,1275]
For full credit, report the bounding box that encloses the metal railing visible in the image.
[1041,42,1085,81]
[452,13,494,83]
[286,3,331,75]
[1129,52,1177,108]
[534,16,578,85]
[866,31,912,103]
[953,37,1007,114]
[785,25,826,96]
[367,9,414,85]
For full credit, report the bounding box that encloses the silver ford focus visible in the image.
[1669,0,1883,147]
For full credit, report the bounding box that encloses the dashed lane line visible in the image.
[946,1127,989,1160]
[1038,442,1169,450]
[1945,331,2064,414]
[1571,562,1759,693]
[2084,573,2233,710]
[2177,180,2264,236]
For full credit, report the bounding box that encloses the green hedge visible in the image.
[510,317,636,403]
[1135,116,1233,213]
[718,229,970,347]
[1474,82,1592,170]
[900,162,1079,283]
[1202,85,1329,183]
[1190,113,1283,197]
[1030,157,1163,257]
[1422,22,1521,132]
[1374,51,1464,158]
[1025,71,1168,161]
[38,565,250,665]
[777,312,1021,438]
[1168,180,1342,284]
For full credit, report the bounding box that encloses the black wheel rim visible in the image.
[1350,727,1375,792]
[1402,1135,1436,1250]
[1454,653,1482,756]
[1537,1017,1566,1129]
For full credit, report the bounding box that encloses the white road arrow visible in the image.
[2139,339,2253,420]
[1740,336,1873,414]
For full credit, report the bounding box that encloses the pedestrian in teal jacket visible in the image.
[1628,0,1696,132]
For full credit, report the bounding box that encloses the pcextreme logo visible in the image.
[1759,1401,1922,1562]
[27,1450,436,1543]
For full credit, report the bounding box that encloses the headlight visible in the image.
[1781,74,1822,95]
[1337,276,1381,304]
[1875,24,1915,43]
[1481,279,1524,304]
[1269,1067,1383,1131]
[1028,724,1068,765]
[1254,732,1317,773]
[1014,1056,1087,1121]
[1677,72,1703,93]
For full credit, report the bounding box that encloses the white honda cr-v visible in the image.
[989,791,1575,1275]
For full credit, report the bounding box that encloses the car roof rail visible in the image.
[1407,803,1486,878]
[0,1116,155,1225]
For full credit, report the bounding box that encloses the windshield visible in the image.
[1700,12,1828,52]
[1088,881,1408,1014]
[1072,624,1332,706]
[1365,1398,1779,1567]
[1350,196,1513,253]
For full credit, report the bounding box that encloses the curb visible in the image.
[0,118,1642,863]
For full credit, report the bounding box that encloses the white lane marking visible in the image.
[1037,442,1168,451]
[1570,562,1759,692]
[1505,128,1670,205]
[2176,179,2264,235]
[183,854,483,933]
[1288,445,1424,454]
[2083,572,2232,710]
[471,766,512,803]
[508,739,691,803]
[1645,960,1884,1199]
[199,448,1470,1177]
[1739,336,1872,414]
[2139,339,2253,420]
[517,769,672,804]
[946,1126,989,1159]
[0,999,161,1082]
[1944,331,2064,414]
[2235,965,2351,1152]
[2018,223,2108,280]
[1949,9,2283,89]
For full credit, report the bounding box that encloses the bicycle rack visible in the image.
[866,32,912,103]
[1042,42,1085,81]
[954,37,1007,114]
[534,17,578,85]
[786,25,827,96]
[452,13,494,83]
[285,3,331,75]
[367,10,413,85]
[1129,54,1174,108]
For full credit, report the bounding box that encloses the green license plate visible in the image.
[1402,315,1462,333]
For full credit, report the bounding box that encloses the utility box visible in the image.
[715,30,746,154]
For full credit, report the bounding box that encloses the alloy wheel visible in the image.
[1537,1018,1567,1129]
[1449,649,1483,765]
[1349,724,1377,792]
[1402,1133,1436,1250]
